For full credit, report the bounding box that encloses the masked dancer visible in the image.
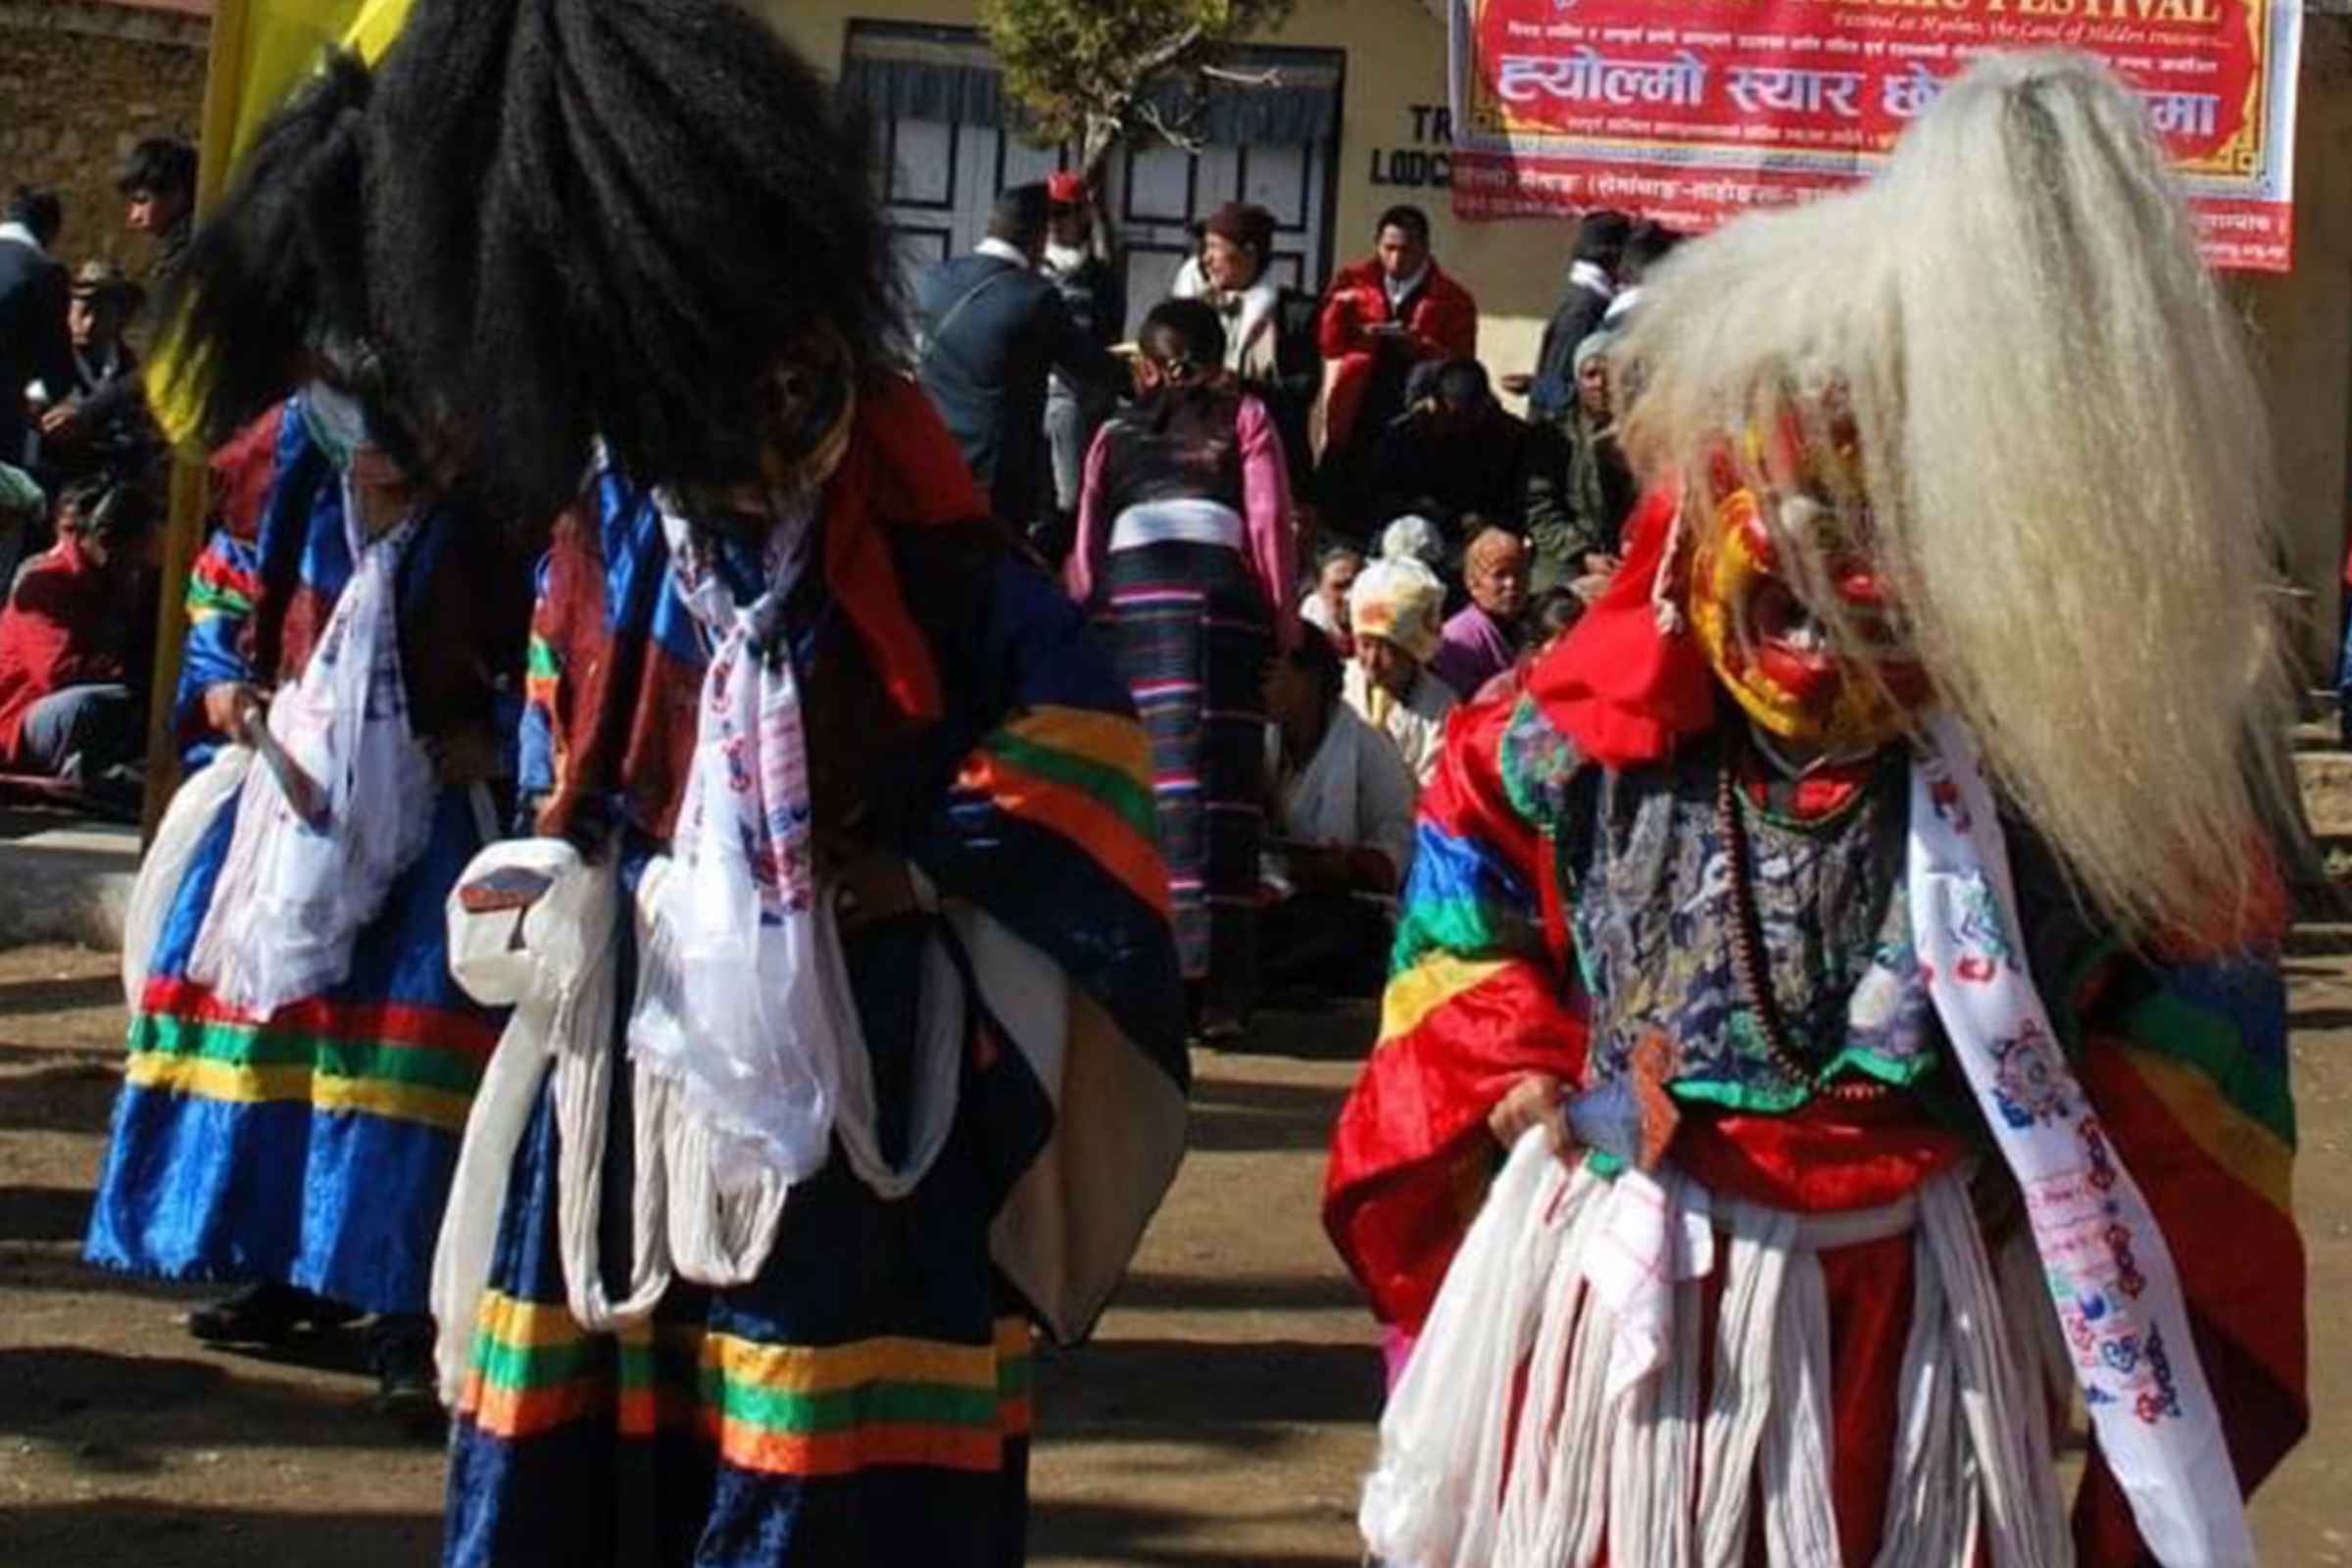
[1330,53,2305,1567]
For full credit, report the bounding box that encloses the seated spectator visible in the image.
[1343,555,1455,788]
[1530,332,1638,593]
[1261,626,1415,999]
[39,262,156,486]
[1471,586,1586,706]
[1368,360,1564,547]
[1430,526,1531,699]
[1300,541,1362,650]
[1314,204,1477,520]
[0,475,160,788]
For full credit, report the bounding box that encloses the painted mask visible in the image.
[1684,472,1928,750]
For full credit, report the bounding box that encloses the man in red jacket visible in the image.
[1314,204,1478,530]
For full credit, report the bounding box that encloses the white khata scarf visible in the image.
[186,392,434,1017]
[633,494,844,1193]
[1910,712,2251,1565]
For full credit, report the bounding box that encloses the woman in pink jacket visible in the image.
[1067,298,1298,1040]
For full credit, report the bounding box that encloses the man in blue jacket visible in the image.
[915,182,1127,543]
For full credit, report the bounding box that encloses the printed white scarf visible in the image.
[635,495,843,1193]
[186,457,433,1017]
[1910,711,2251,1566]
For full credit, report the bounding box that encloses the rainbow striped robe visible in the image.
[84,396,530,1315]
[443,401,1188,1567]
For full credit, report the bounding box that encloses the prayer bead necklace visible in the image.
[1716,752,1892,1104]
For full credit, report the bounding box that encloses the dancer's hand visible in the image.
[1489,1072,1566,1151]
[201,681,265,742]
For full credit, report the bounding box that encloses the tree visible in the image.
[980,0,1298,182]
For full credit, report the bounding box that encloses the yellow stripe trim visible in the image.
[998,705,1153,794]
[2120,1044,2295,1212]
[124,1052,473,1132]
[1379,955,1512,1046]
[703,1331,1003,1397]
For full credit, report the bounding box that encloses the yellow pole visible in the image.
[139,0,253,840]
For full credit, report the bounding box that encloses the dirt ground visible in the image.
[3,933,2351,1566]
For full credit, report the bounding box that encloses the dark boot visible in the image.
[185,1282,360,1347]
[368,1313,442,1432]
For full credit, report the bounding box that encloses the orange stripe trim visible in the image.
[956,753,1171,917]
[708,1413,1004,1477]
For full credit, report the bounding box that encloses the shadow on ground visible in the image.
[1038,1338,1379,1438]
[0,1346,419,1457]
[1032,1499,1359,1567]
[1184,1076,1350,1154]
[0,1500,441,1568]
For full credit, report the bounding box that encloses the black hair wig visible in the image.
[152,55,383,459]
[362,0,904,521]
[117,137,199,199]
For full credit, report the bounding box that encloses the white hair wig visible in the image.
[1617,50,2294,945]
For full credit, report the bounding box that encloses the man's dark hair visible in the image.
[116,137,198,200]
[1433,358,1492,413]
[61,474,161,545]
[988,184,1054,252]
[161,0,904,523]
[1572,209,1634,268]
[7,187,62,247]
[1137,298,1227,379]
[1374,204,1430,245]
[1618,220,1685,286]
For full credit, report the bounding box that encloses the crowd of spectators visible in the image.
[0,138,191,808]
[916,188,1667,1037]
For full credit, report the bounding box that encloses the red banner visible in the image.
[1446,0,2302,270]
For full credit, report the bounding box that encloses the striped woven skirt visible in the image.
[442,911,1041,1568]
[1096,540,1270,1016]
[83,784,501,1315]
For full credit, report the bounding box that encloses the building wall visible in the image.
[757,1,2352,663]
[0,2,206,282]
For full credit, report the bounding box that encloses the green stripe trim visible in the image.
[703,1371,1005,1435]
[983,730,1158,843]
[997,1355,1032,1398]
[186,579,253,618]
[128,1010,485,1096]
[2118,989,2296,1146]
[469,1331,600,1394]
[1391,896,1525,975]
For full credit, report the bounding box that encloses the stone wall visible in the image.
[0,3,207,284]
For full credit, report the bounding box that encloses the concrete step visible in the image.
[0,810,135,951]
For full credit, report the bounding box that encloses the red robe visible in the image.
[1314,258,1478,457]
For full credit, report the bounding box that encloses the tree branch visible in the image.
[1134,94,1206,153]
[1199,65,1283,87]
[1132,22,1208,80]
